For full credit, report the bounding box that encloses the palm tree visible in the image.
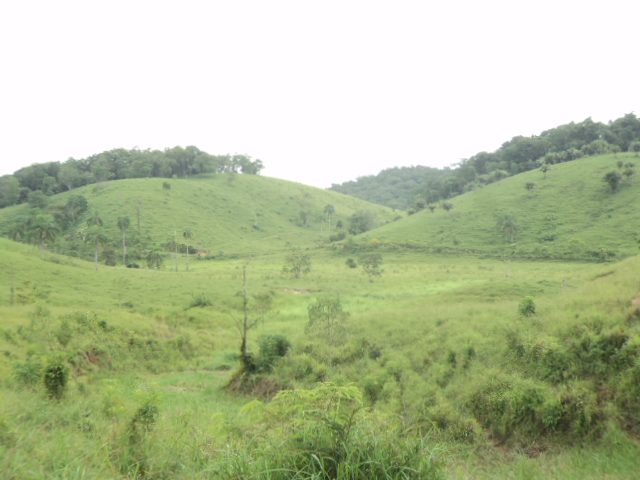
[28,215,59,259]
[86,211,103,228]
[183,230,193,271]
[85,227,109,272]
[65,195,88,223]
[8,221,27,242]
[165,234,180,272]
[497,214,519,243]
[324,204,335,236]
[146,249,164,276]
[117,216,131,266]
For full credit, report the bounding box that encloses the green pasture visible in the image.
[373,153,640,258]
[2,233,640,478]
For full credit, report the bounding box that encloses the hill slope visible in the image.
[0,174,396,259]
[367,153,640,258]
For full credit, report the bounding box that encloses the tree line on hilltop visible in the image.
[330,113,640,210]
[0,146,264,209]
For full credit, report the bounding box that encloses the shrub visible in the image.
[604,170,622,192]
[359,253,383,281]
[519,297,536,317]
[43,353,69,399]
[329,231,346,242]
[12,356,42,387]
[345,258,358,268]
[257,383,445,479]
[187,292,213,309]
[54,319,73,347]
[256,334,291,373]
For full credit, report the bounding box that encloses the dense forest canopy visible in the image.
[0,146,264,208]
[330,113,640,210]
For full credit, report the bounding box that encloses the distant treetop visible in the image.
[329,113,640,210]
[0,147,264,209]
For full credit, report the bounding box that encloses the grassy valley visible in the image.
[1,155,640,479]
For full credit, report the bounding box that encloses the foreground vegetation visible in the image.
[1,234,640,478]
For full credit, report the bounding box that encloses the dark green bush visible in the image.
[329,231,346,242]
[256,334,291,373]
[186,292,213,309]
[43,354,69,400]
[519,297,536,317]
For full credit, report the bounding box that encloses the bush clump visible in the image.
[256,334,291,373]
[519,297,536,317]
[43,353,69,400]
[12,356,42,387]
[186,292,213,309]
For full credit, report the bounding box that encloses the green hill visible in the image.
[329,114,640,210]
[367,153,640,259]
[0,174,396,260]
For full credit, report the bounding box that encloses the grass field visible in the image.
[1,156,640,478]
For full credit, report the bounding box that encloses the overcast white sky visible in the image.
[0,1,638,188]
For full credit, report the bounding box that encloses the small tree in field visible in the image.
[85,227,109,272]
[28,214,59,260]
[539,162,551,179]
[440,201,454,216]
[497,214,519,243]
[307,296,350,365]
[359,253,383,282]
[283,249,312,279]
[524,182,537,197]
[65,195,88,223]
[501,243,517,278]
[86,211,103,228]
[117,216,130,266]
[604,170,622,192]
[183,230,193,271]
[225,261,265,372]
[324,204,335,236]
[146,249,164,276]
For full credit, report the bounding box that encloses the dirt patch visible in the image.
[226,371,286,399]
[284,288,315,295]
[162,385,200,392]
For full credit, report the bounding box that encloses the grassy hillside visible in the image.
[369,153,640,258]
[0,173,396,258]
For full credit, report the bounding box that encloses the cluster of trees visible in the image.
[330,165,446,210]
[5,189,201,272]
[603,160,636,192]
[0,146,264,209]
[330,113,640,210]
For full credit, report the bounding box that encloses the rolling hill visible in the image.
[0,173,397,260]
[366,153,640,258]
